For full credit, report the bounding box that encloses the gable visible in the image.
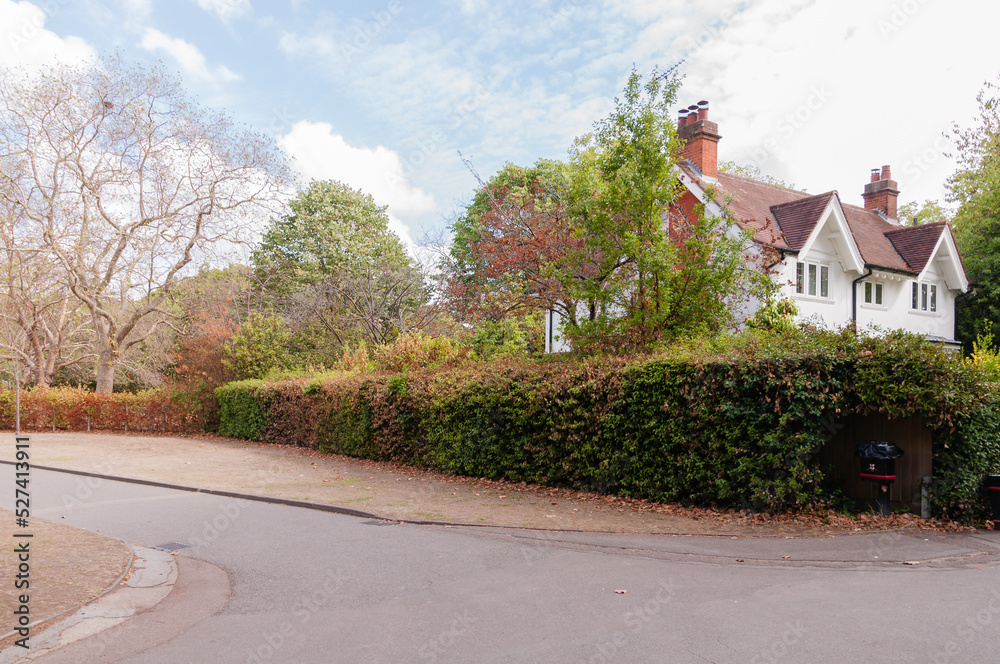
[795,194,865,274]
[769,192,837,251]
[918,226,969,291]
[884,222,945,273]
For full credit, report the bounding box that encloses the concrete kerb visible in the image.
[0,542,137,661]
[0,459,960,540]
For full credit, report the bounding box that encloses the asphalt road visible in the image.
[5,467,1000,664]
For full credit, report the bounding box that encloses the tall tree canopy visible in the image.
[445,159,590,323]
[949,77,1000,349]
[448,66,772,350]
[254,180,431,350]
[0,56,290,392]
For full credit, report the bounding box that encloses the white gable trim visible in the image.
[796,196,865,275]
[675,166,724,219]
[917,227,969,292]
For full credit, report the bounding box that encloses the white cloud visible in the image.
[0,0,96,70]
[194,0,250,23]
[122,0,152,19]
[139,28,241,85]
[610,0,1000,206]
[277,121,437,247]
[278,31,337,59]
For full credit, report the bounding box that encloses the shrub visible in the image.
[0,386,207,433]
[215,328,1000,520]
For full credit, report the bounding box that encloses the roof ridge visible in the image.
[883,221,948,235]
[768,190,837,210]
[715,171,812,196]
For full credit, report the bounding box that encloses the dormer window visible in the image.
[911,282,937,313]
[796,261,829,298]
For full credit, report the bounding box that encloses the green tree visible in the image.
[565,66,773,348]
[254,180,409,289]
[718,160,796,189]
[254,180,431,351]
[222,311,294,380]
[447,67,774,352]
[948,78,1000,350]
[898,199,951,227]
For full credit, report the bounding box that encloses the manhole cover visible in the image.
[152,541,192,551]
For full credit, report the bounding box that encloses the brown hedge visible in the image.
[0,386,210,433]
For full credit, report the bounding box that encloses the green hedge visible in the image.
[215,329,1000,520]
[215,380,270,440]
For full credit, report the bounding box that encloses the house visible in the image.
[545,100,970,352]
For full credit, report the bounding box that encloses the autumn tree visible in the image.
[0,56,290,392]
[445,160,600,330]
[164,264,268,387]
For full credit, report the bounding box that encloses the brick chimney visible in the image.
[677,100,721,179]
[862,165,899,221]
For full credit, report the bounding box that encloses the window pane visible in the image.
[808,264,817,296]
[796,262,804,294]
[922,283,928,310]
[912,282,918,309]
[820,266,829,298]
[875,283,883,305]
[930,285,937,312]
[865,282,872,303]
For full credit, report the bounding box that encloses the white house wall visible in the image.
[774,254,855,328]
[776,257,956,340]
[855,257,956,341]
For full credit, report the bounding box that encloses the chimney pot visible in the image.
[697,100,709,120]
[676,100,721,179]
[863,164,900,220]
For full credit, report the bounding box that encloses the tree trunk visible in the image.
[95,350,116,394]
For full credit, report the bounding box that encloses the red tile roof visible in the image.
[710,170,811,249]
[840,204,913,272]
[680,165,961,277]
[769,192,837,251]
[884,222,947,274]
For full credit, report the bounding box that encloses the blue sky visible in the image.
[3,0,1000,250]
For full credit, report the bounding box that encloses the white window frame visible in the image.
[910,281,938,314]
[795,261,831,300]
[862,280,885,308]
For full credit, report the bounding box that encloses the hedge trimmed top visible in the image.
[216,329,999,521]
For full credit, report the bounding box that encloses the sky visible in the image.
[2,0,999,251]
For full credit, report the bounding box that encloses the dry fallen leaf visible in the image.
[735,559,744,562]
[782,556,791,559]
[904,561,921,565]
[614,590,627,594]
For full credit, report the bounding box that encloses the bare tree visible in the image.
[0,56,290,392]
[296,261,436,348]
[0,203,90,386]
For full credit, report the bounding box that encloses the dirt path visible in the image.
[1,431,957,537]
[0,509,132,649]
